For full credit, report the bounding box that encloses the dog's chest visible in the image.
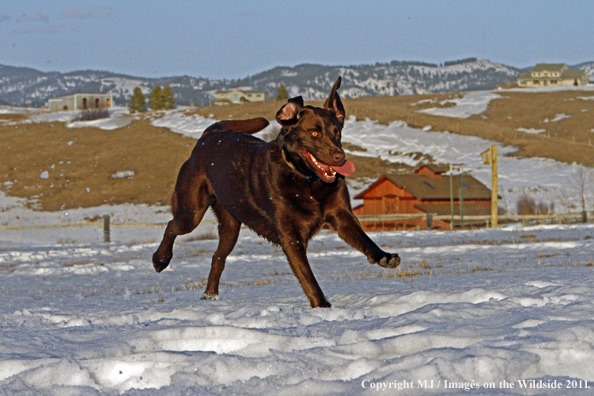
[275,177,341,216]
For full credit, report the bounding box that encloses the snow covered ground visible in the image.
[340,116,594,213]
[2,222,594,395]
[2,92,594,394]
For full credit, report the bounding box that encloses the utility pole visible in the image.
[481,145,498,227]
[449,163,464,231]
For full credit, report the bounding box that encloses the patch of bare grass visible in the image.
[0,113,29,122]
[0,119,194,210]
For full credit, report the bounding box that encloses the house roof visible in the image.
[354,174,493,201]
[532,63,567,72]
[215,90,268,95]
[49,93,113,100]
[562,69,588,79]
[519,68,588,82]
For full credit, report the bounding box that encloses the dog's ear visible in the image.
[323,77,345,126]
[275,96,304,126]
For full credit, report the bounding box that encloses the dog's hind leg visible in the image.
[202,203,241,300]
[153,164,210,273]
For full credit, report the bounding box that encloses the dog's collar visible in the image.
[281,148,297,171]
[281,148,315,182]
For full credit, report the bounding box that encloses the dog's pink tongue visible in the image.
[333,160,355,177]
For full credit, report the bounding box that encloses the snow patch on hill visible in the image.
[417,91,500,118]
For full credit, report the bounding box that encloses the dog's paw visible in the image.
[201,292,220,301]
[312,299,332,308]
[378,253,401,269]
[152,252,171,273]
[153,252,171,272]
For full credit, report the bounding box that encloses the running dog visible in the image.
[153,77,400,307]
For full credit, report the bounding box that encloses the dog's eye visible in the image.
[310,130,320,137]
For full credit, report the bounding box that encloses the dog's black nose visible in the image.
[331,151,345,164]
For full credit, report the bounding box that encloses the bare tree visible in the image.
[571,166,594,213]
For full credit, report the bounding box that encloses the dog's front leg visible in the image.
[281,236,331,308]
[327,210,401,269]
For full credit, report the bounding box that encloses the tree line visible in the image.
[128,85,175,113]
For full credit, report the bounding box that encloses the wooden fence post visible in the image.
[103,215,110,243]
[426,213,433,230]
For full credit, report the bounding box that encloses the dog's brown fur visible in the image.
[153,78,400,308]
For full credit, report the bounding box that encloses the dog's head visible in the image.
[275,77,355,183]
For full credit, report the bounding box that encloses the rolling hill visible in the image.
[0,58,532,107]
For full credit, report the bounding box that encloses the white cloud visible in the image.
[18,11,49,23]
[233,11,261,18]
[38,24,67,34]
[58,6,117,20]
[10,28,34,35]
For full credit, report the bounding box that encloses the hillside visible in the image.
[1,87,594,215]
[0,59,525,107]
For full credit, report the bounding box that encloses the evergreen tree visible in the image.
[129,87,147,113]
[276,83,288,101]
[149,85,164,110]
[162,85,176,109]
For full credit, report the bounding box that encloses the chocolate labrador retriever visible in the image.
[153,77,400,307]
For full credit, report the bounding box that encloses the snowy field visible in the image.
[2,90,594,394]
[2,222,594,395]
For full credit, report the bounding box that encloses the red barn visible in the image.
[353,164,493,230]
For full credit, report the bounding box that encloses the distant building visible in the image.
[48,94,113,111]
[353,164,493,230]
[214,88,267,105]
[518,63,589,87]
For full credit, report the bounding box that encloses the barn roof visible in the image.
[354,174,493,201]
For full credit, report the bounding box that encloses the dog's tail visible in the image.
[203,117,270,135]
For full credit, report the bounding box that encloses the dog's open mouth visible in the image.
[301,148,355,183]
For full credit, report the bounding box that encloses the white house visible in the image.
[214,88,267,105]
[48,94,113,111]
[518,63,589,87]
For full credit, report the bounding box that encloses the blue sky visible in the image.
[1,1,593,79]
